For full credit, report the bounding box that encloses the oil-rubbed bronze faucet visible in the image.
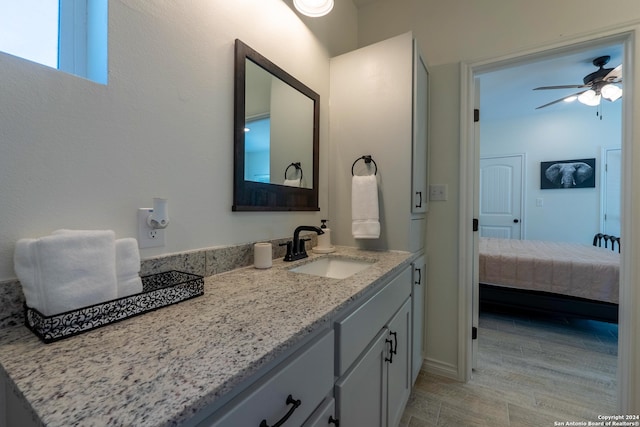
[281,225,324,261]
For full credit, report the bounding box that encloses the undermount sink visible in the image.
[289,257,374,279]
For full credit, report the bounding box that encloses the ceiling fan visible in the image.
[534,55,622,110]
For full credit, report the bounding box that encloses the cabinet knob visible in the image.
[328,415,340,426]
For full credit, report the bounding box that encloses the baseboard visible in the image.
[422,357,460,380]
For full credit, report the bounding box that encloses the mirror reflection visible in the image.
[233,39,319,211]
[244,60,314,189]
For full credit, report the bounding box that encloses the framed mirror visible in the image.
[233,39,320,211]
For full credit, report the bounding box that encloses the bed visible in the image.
[479,237,620,322]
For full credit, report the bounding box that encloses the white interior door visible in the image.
[479,155,524,239]
[602,148,621,237]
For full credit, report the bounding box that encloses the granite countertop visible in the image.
[0,247,416,427]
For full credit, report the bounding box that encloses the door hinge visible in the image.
[472,218,479,232]
[472,326,478,340]
[474,109,480,122]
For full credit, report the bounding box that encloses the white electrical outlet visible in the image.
[429,184,448,201]
[138,208,165,248]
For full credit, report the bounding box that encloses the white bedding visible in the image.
[479,238,620,304]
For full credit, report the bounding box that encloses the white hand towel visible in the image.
[352,175,380,239]
[14,239,40,312]
[283,178,301,187]
[117,276,143,298]
[14,231,118,316]
[115,238,142,297]
[53,231,142,297]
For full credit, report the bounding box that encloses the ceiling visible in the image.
[341,1,623,121]
[351,0,380,7]
[479,43,624,121]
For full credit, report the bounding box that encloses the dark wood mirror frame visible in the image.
[233,39,320,211]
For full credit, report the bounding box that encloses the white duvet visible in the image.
[479,237,620,304]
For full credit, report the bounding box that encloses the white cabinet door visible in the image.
[386,299,412,427]
[336,266,412,375]
[412,42,429,215]
[335,329,388,427]
[411,255,425,384]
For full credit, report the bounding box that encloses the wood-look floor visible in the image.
[401,310,618,426]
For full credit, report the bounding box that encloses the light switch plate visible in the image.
[429,184,448,201]
[138,208,165,248]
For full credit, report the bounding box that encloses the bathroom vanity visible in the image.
[0,247,424,427]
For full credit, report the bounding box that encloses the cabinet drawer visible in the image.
[303,397,336,427]
[207,330,334,427]
[336,266,411,375]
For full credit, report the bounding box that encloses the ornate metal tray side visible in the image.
[25,271,204,343]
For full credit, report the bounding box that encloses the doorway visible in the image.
[459,30,634,410]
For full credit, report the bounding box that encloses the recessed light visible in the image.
[293,0,334,17]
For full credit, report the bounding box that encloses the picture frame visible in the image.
[540,158,596,189]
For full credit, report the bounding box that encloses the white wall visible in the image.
[0,0,358,281]
[329,32,415,253]
[355,0,640,396]
[481,106,622,244]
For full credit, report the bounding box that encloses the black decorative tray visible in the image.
[25,270,204,343]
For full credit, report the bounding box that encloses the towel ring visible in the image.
[284,162,303,180]
[351,155,378,176]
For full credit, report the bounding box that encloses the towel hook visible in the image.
[351,155,378,176]
[284,162,303,181]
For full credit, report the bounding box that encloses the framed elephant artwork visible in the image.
[540,158,596,189]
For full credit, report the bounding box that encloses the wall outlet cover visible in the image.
[138,208,165,248]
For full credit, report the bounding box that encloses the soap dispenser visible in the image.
[313,219,335,253]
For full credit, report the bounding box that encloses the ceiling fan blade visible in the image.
[535,90,587,110]
[604,64,622,81]
[533,84,588,90]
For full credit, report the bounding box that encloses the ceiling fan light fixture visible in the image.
[563,96,578,103]
[578,89,601,107]
[293,0,334,17]
[601,84,622,102]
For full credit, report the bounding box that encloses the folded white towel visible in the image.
[115,238,140,278]
[14,231,118,316]
[283,178,301,187]
[352,175,380,239]
[53,230,142,298]
[117,275,143,298]
[115,238,142,297]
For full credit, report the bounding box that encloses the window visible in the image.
[0,0,108,84]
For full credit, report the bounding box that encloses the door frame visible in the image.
[459,27,638,411]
